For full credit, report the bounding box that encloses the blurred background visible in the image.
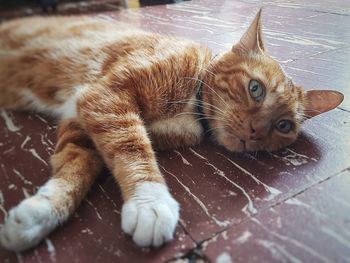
[0,0,190,20]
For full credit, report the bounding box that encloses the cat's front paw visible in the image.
[0,196,58,251]
[121,182,179,247]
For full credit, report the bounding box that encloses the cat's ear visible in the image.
[232,8,265,54]
[304,90,344,118]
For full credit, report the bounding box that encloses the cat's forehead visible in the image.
[248,55,287,85]
[241,55,303,116]
[216,51,302,102]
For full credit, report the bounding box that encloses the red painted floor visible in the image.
[1,0,350,262]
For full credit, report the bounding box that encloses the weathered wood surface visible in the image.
[1,0,350,262]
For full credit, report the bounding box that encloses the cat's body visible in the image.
[0,16,209,125]
[0,11,343,251]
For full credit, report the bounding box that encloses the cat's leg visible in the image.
[148,113,204,150]
[78,92,179,247]
[0,119,103,251]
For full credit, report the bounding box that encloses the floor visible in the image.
[1,0,350,262]
[0,1,125,20]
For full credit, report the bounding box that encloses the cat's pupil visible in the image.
[248,80,264,101]
[277,120,292,133]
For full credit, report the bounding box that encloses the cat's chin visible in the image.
[222,141,268,153]
[216,134,246,152]
[217,133,270,153]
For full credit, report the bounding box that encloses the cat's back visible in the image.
[0,15,211,118]
[0,16,150,113]
[0,16,145,51]
[0,15,206,80]
[0,16,150,81]
[0,16,150,94]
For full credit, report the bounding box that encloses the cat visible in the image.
[0,9,343,251]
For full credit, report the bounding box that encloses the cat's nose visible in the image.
[250,120,270,140]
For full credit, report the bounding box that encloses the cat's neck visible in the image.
[195,81,211,136]
[195,55,220,137]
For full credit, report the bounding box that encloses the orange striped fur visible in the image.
[0,11,343,251]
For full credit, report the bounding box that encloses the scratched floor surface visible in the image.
[1,0,350,262]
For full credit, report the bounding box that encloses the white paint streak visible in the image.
[256,239,302,263]
[34,114,49,124]
[8,184,17,190]
[3,146,15,155]
[13,169,33,185]
[21,136,49,166]
[0,109,21,132]
[161,166,230,227]
[217,153,282,199]
[22,188,31,198]
[321,227,350,249]
[221,231,228,240]
[189,148,257,214]
[0,163,9,180]
[234,230,252,244]
[252,218,333,263]
[286,149,317,162]
[273,148,317,167]
[85,199,102,220]
[81,228,94,235]
[0,190,8,218]
[21,136,31,149]
[285,198,310,208]
[29,149,48,166]
[39,134,55,152]
[216,252,233,263]
[98,184,120,214]
[331,196,350,209]
[45,238,57,262]
[265,31,341,50]
[174,150,192,166]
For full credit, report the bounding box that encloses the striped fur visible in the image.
[0,11,343,251]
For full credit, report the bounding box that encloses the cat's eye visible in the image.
[276,120,293,133]
[249,80,265,102]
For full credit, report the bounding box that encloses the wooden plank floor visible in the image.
[1,0,350,262]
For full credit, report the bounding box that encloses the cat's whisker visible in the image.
[167,98,227,118]
[181,76,230,110]
[1,10,344,254]
[204,125,232,136]
[225,130,245,142]
[174,111,227,123]
[195,65,216,77]
[300,111,342,125]
[197,80,231,109]
[188,118,226,131]
[200,100,228,116]
[181,94,229,117]
[167,101,224,116]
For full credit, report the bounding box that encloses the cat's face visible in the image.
[204,9,343,152]
[208,52,304,152]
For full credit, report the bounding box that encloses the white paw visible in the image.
[121,182,180,247]
[0,196,58,251]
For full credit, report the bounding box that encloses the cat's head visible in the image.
[203,9,343,152]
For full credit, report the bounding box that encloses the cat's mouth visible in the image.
[242,139,265,152]
[238,139,263,152]
[220,134,266,152]
[240,139,247,151]
[216,126,268,152]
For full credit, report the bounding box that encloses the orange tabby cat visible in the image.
[0,10,343,251]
